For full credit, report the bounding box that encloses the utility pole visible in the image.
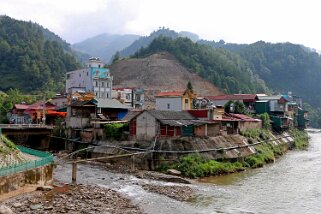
[42,95,46,125]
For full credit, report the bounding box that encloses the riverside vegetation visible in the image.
[159,128,308,178]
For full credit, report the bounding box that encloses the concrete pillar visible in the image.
[131,155,135,171]
[72,161,77,184]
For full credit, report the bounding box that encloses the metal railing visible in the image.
[0,146,54,177]
[0,124,54,129]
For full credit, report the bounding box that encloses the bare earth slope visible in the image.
[110,52,223,96]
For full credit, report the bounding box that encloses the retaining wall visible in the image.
[0,164,53,196]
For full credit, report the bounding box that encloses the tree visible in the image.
[187,81,193,92]
[260,113,270,129]
[224,100,246,114]
[112,51,120,63]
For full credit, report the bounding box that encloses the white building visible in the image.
[66,57,113,99]
[112,88,144,109]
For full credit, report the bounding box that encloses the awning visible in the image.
[46,110,67,117]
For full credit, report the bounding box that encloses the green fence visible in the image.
[0,146,54,177]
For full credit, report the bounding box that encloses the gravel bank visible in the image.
[141,184,194,201]
[2,184,141,214]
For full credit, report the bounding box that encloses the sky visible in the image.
[0,0,320,50]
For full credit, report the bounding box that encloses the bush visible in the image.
[289,128,308,150]
[104,123,128,140]
[170,153,244,178]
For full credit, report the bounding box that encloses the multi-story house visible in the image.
[66,57,113,99]
[112,87,144,109]
[155,89,196,111]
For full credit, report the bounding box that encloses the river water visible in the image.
[54,130,321,214]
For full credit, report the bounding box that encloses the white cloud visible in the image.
[0,0,320,49]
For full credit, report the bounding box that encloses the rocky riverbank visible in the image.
[1,184,141,214]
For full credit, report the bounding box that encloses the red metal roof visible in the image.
[214,113,260,122]
[229,113,261,122]
[15,104,29,110]
[156,91,185,97]
[205,94,257,101]
[187,110,208,118]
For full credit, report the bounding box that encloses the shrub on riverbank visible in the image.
[167,154,244,178]
[167,142,287,178]
[240,128,269,142]
[289,128,309,150]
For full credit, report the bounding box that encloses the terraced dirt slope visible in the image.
[110,52,223,96]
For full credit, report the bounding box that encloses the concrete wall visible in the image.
[239,121,262,132]
[67,117,90,128]
[194,124,220,137]
[0,164,53,196]
[136,111,157,140]
[66,69,92,93]
[156,97,182,111]
[207,123,220,137]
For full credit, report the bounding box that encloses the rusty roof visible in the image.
[155,91,185,97]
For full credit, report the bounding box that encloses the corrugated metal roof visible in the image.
[122,110,143,121]
[160,119,211,127]
[155,91,185,97]
[257,95,283,100]
[71,100,96,107]
[96,98,131,109]
[15,104,29,110]
[229,113,261,122]
[147,110,195,120]
[205,94,257,101]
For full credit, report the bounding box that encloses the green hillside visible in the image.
[133,36,269,94]
[0,15,79,93]
[119,28,201,58]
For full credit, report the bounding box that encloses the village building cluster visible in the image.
[7,57,308,142]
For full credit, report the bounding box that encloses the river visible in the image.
[54,130,321,214]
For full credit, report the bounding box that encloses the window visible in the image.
[95,92,98,96]
[95,81,98,87]
[67,74,70,79]
[106,82,109,88]
[126,94,131,100]
[87,71,88,76]
[106,93,109,98]
[136,94,141,101]
[167,103,170,109]
[98,65,101,68]
[185,99,188,104]
[101,82,104,87]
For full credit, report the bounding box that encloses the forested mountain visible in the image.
[72,33,140,63]
[0,16,79,93]
[133,36,269,94]
[236,42,321,106]
[197,39,321,108]
[119,28,200,57]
